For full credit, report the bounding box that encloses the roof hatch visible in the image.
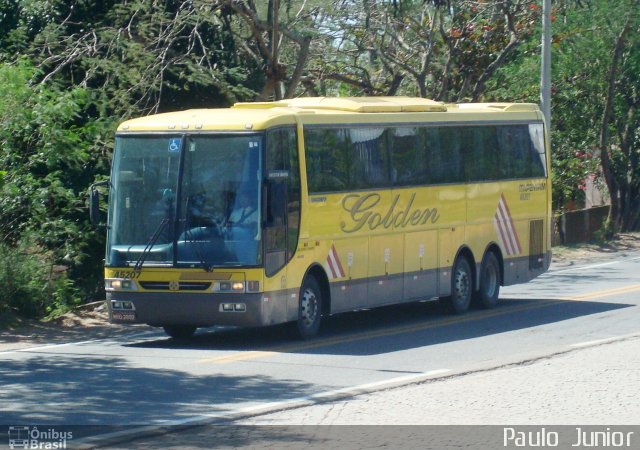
[233,96,447,113]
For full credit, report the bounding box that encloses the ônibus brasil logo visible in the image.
[8,426,72,449]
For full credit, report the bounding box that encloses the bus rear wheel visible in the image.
[474,251,501,309]
[163,325,197,339]
[296,276,322,339]
[445,256,472,314]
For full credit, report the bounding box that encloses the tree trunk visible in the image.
[284,35,312,99]
[599,17,632,236]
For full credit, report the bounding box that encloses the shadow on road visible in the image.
[0,354,315,426]
[2,297,632,426]
[125,297,633,357]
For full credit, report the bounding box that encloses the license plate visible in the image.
[112,311,136,322]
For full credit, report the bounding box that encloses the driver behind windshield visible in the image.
[229,190,259,264]
[187,191,214,228]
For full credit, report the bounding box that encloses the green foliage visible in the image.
[0,1,258,320]
[0,59,108,313]
[485,0,640,220]
[46,274,82,319]
[0,233,80,318]
[550,0,640,228]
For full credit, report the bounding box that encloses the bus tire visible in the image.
[296,276,322,339]
[475,251,501,309]
[163,325,197,339]
[446,256,472,314]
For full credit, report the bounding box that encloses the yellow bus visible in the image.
[91,97,551,339]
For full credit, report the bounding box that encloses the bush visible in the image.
[0,234,81,319]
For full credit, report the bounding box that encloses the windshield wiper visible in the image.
[134,218,170,272]
[183,227,214,272]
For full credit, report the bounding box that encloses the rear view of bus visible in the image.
[93,97,551,339]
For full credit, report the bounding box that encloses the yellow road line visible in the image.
[198,283,640,365]
[199,300,555,364]
[560,284,640,301]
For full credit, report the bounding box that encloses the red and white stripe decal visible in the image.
[326,244,346,279]
[494,194,522,256]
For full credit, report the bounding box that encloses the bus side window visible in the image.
[349,127,390,189]
[390,127,425,186]
[305,128,351,192]
[463,126,498,181]
[437,127,464,183]
[422,127,445,184]
[528,124,547,177]
[498,125,528,179]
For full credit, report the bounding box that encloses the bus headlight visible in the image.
[105,279,137,291]
[213,281,259,293]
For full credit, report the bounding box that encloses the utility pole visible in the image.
[540,0,552,134]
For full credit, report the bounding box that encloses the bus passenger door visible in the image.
[264,127,301,324]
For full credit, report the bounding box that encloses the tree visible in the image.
[218,0,317,100]
[597,7,640,232]
[0,60,96,315]
[0,0,258,314]
[547,0,640,228]
[303,0,541,101]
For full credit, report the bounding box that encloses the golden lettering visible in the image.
[340,193,440,233]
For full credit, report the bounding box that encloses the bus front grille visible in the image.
[138,281,212,291]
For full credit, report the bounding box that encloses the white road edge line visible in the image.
[548,255,640,275]
[0,340,104,354]
[74,369,451,449]
[570,334,638,348]
[163,369,452,426]
[0,331,160,355]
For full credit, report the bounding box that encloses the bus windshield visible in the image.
[106,134,263,268]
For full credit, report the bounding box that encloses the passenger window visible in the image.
[305,127,391,192]
[463,126,499,181]
[390,127,426,186]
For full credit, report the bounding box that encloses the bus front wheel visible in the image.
[474,251,501,309]
[446,256,472,314]
[163,325,197,339]
[296,276,322,339]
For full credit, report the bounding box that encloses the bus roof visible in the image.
[234,96,448,113]
[117,97,541,132]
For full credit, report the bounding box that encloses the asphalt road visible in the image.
[2,252,640,447]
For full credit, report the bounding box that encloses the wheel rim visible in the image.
[300,288,318,328]
[454,266,471,303]
[484,263,498,297]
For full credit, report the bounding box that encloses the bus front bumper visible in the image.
[106,291,271,328]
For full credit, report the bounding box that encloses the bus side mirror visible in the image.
[89,180,109,226]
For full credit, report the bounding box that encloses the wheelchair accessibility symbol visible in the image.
[168,138,182,153]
